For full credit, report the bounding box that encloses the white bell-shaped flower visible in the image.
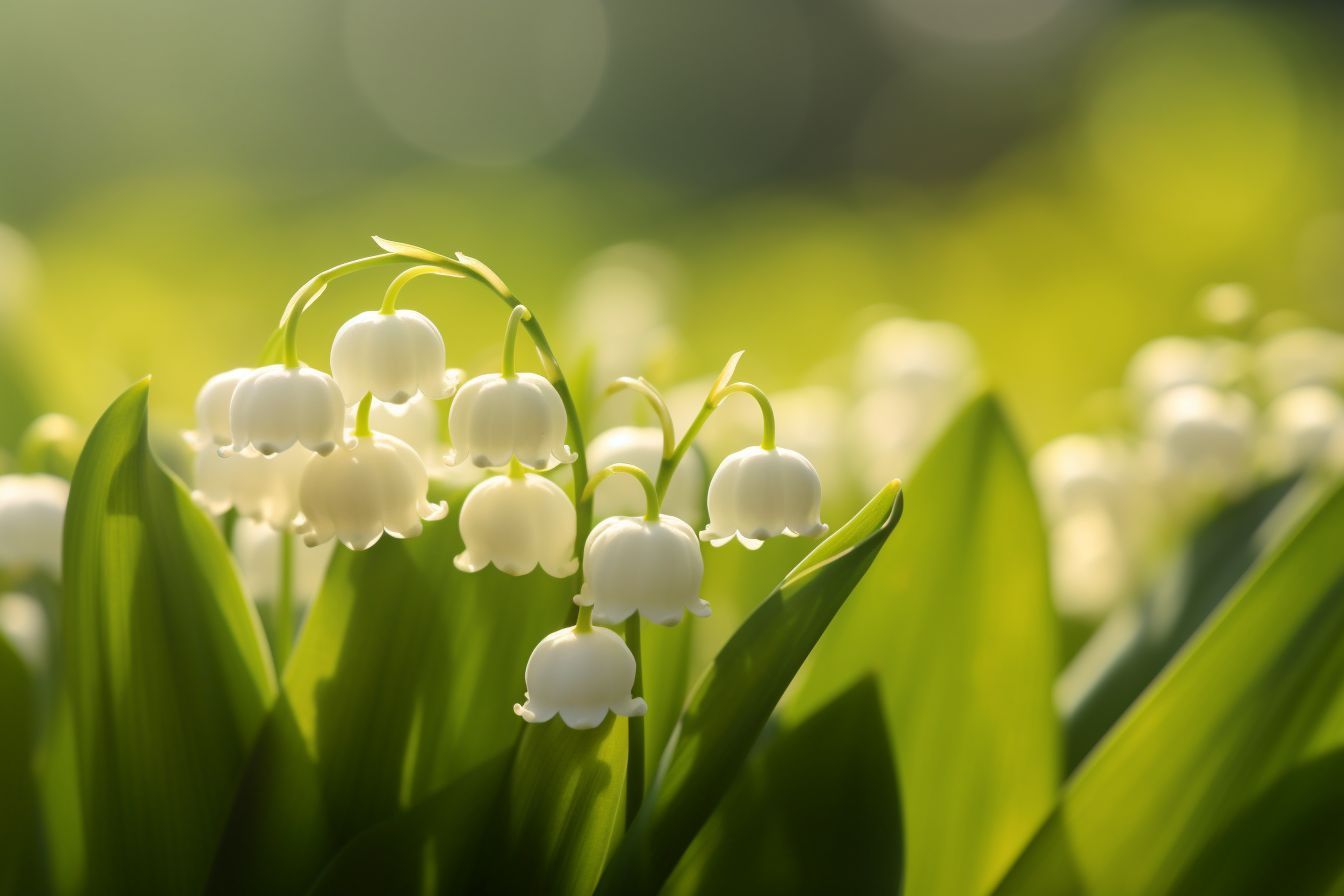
[228,364,348,457]
[192,444,310,530]
[231,518,335,608]
[575,514,709,626]
[297,432,447,550]
[701,446,827,549]
[0,474,68,578]
[0,592,48,672]
[446,372,576,469]
[586,426,704,523]
[513,624,647,729]
[454,472,577,577]
[330,309,460,405]
[192,367,253,447]
[853,317,980,404]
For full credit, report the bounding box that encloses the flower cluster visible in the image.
[187,239,828,729]
[1034,286,1344,621]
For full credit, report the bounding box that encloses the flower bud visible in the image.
[575,514,708,626]
[513,625,647,729]
[228,364,348,457]
[0,474,68,578]
[587,426,704,523]
[193,367,253,447]
[191,444,310,530]
[447,372,576,469]
[297,433,447,550]
[330,310,460,405]
[231,518,334,607]
[701,446,826,549]
[454,472,577,577]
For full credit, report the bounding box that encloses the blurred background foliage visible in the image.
[1,0,1341,449]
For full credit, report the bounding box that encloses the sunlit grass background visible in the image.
[1,1,1340,449]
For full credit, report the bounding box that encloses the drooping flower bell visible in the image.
[330,309,461,405]
[574,463,708,625]
[514,624,647,729]
[446,305,576,469]
[192,367,253,447]
[191,444,311,530]
[454,466,578,577]
[297,430,447,550]
[697,381,826,549]
[228,364,348,457]
[0,474,69,578]
[577,515,708,626]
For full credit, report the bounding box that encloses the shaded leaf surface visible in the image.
[665,676,903,896]
[791,395,1059,896]
[63,380,274,894]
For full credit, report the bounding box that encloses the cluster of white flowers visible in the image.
[1035,291,1344,622]
[188,241,828,729]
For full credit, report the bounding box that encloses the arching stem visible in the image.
[607,377,676,460]
[353,393,374,438]
[501,304,532,379]
[582,463,661,521]
[716,382,776,450]
[380,265,462,314]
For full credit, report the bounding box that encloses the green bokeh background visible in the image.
[1,0,1341,448]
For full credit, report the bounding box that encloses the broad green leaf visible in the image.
[0,639,43,895]
[1061,476,1299,771]
[210,504,571,893]
[62,380,274,894]
[1170,747,1344,895]
[994,480,1344,895]
[307,714,629,895]
[791,394,1060,896]
[595,480,904,895]
[665,676,903,895]
[306,751,514,895]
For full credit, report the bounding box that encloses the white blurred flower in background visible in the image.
[849,317,980,490]
[0,592,48,672]
[0,473,69,579]
[1253,327,1344,400]
[231,518,335,610]
[1260,385,1344,477]
[192,445,310,531]
[1124,336,1247,413]
[1140,383,1256,513]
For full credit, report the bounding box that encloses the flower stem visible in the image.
[583,463,661,521]
[280,253,407,368]
[501,303,532,378]
[507,456,526,479]
[607,377,676,459]
[716,382,776,450]
[626,616,645,826]
[380,265,461,314]
[353,393,374,438]
[574,605,594,632]
[274,528,296,672]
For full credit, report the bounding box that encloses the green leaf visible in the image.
[595,479,904,896]
[791,394,1060,896]
[306,714,629,896]
[665,675,903,895]
[1170,747,1344,895]
[210,507,571,893]
[62,379,275,894]
[0,639,43,895]
[1061,476,1300,771]
[994,480,1344,895]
